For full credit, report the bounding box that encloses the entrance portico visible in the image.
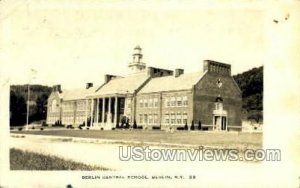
[86,95,125,130]
[212,102,228,131]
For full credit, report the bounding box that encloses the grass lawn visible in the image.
[10,148,111,170]
[11,129,262,149]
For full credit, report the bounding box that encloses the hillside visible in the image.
[233,66,263,122]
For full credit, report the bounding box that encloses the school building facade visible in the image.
[46,46,242,131]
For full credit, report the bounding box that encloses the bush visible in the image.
[42,121,48,127]
[40,127,44,131]
[198,121,202,130]
[190,120,195,130]
[152,126,161,130]
[184,122,188,130]
[10,127,14,130]
[18,127,22,131]
[66,125,73,129]
[177,127,185,131]
[133,120,137,129]
[31,127,35,130]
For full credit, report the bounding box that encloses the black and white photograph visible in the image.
[0,0,299,187]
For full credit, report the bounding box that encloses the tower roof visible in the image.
[134,45,141,50]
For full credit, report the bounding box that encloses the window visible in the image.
[148,114,153,124]
[171,113,175,124]
[183,96,188,106]
[165,113,169,124]
[139,99,143,108]
[154,114,158,124]
[154,98,158,107]
[165,98,170,107]
[144,114,148,124]
[144,99,148,108]
[149,99,153,108]
[177,97,182,107]
[176,112,182,124]
[171,97,176,107]
[139,114,143,124]
[183,113,188,124]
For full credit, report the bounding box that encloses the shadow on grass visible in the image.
[10,148,112,171]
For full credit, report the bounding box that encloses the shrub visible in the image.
[40,127,44,131]
[177,127,185,131]
[184,122,188,130]
[190,120,195,130]
[133,120,137,129]
[10,127,14,130]
[31,127,35,130]
[152,126,161,130]
[125,119,130,129]
[42,121,48,127]
[198,121,202,130]
[18,127,22,131]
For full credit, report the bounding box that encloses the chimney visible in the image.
[174,69,184,77]
[203,60,231,76]
[104,74,118,84]
[86,83,93,89]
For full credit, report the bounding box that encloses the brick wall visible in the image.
[193,72,242,127]
[136,90,193,129]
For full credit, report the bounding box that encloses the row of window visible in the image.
[165,96,188,107]
[139,96,189,108]
[139,98,159,108]
[165,112,188,124]
[62,101,87,112]
[139,114,159,124]
[138,112,188,125]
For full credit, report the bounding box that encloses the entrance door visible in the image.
[214,116,221,130]
[221,117,227,131]
[214,116,227,131]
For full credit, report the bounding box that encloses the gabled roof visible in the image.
[92,73,150,96]
[62,87,96,101]
[139,71,207,93]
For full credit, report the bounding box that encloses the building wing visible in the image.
[139,71,206,93]
[62,87,96,101]
[93,73,150,96]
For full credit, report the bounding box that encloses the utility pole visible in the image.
[26,68,37,130]
[26,84,30,130]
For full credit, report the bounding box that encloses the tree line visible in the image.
[10,85,52,126]
[233,66,263,123]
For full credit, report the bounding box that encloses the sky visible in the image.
[0,0,265,89]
